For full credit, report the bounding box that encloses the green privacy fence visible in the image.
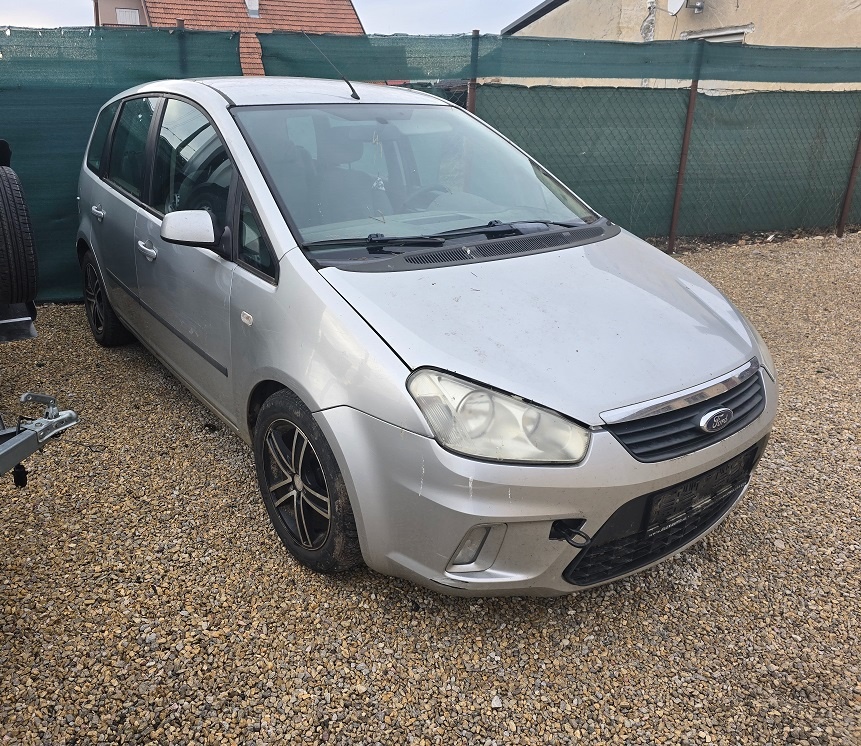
[258,32,861,84]
[477,85,861,239]
[476,86,692,239]
[680,90,861,235]
[260,32,861,244]
[0,28,859,300]
[0,27,241,301]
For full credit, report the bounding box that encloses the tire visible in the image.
[82,249,132,347]
[0,165,38,304]
[253,389,362,573]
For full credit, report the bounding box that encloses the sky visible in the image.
[0,0,540,35]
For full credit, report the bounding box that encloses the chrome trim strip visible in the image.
[600,358,760,425]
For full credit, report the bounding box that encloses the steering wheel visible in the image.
[401,183,451,211]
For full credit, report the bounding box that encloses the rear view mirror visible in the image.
[161,210,218,247]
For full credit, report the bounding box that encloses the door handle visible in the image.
[91,205,106,222]
[136,240,158,262]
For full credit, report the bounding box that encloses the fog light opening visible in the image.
[450,525,491,566]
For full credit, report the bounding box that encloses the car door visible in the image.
[87,96,159,327]
[134,97,237,424]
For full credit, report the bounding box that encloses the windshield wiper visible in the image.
[434,219,589,240]
[434,221,520,239]
[303,221,596,254]
[304,233,446,253]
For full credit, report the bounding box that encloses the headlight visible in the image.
[748,325,777,383]
[407,369,590,464]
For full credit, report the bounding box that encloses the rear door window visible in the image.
[105,97,159,199]
[86,101,119,174]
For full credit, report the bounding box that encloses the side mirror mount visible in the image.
[160,210,219,248]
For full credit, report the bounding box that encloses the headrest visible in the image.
[318,127,364,166]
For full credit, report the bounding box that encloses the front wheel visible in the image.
[253,389,362,573]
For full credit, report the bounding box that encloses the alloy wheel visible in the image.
[84,264,105,335]
[263,419,332,550]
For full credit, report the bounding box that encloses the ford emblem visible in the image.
[699,407,734,433]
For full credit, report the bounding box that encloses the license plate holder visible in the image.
[647,452,749,533]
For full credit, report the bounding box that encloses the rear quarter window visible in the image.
[86,101,119,174]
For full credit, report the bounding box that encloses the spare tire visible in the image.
[0,165,38,304]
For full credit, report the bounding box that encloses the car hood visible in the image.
[320,230,757,425]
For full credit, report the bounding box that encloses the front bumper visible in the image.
[315,373,777,596]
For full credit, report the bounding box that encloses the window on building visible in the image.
[116,9,142,25]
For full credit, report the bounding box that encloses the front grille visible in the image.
[563,443,763,587]
[605,371,766,462]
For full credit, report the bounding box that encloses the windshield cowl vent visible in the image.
[403,225,606,266]
[404,248,473,265]
[327,222,619,273]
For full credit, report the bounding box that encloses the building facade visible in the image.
[503,0,861,48]
[92,0,364,74]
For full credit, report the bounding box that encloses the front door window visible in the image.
[150,98,234,234]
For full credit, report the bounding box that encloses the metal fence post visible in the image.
[837,124,861,238]
[177,18,188,78]
[668,40,705,253]
[466,30,479,114]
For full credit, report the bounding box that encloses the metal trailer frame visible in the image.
[1,299,78,485]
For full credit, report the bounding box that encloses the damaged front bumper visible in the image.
[314,373,776,596]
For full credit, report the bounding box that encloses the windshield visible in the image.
[233,102,598,249]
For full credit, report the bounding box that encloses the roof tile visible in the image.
[142,0,364,73]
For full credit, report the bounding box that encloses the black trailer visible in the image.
[0,139,77,484]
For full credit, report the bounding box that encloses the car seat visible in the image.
[316,128,391,225]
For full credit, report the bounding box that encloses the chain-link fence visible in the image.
[1,28,859,299]
[477,86,691,239]
[680,89,861,237]
[257,32,861,84]
[259,32,861,247]
[477,85,861,240]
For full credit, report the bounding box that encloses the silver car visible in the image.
[76,78,777,596]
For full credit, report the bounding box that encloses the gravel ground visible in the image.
[1,234,859,745]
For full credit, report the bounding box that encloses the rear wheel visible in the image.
[253,389,362,573]
[82,250,132,347]
[0,165,38,304]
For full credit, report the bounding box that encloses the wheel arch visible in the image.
[76,237,91,267]
[251,383,364,572]
[246,379,287,438]
[245,378,369,559]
